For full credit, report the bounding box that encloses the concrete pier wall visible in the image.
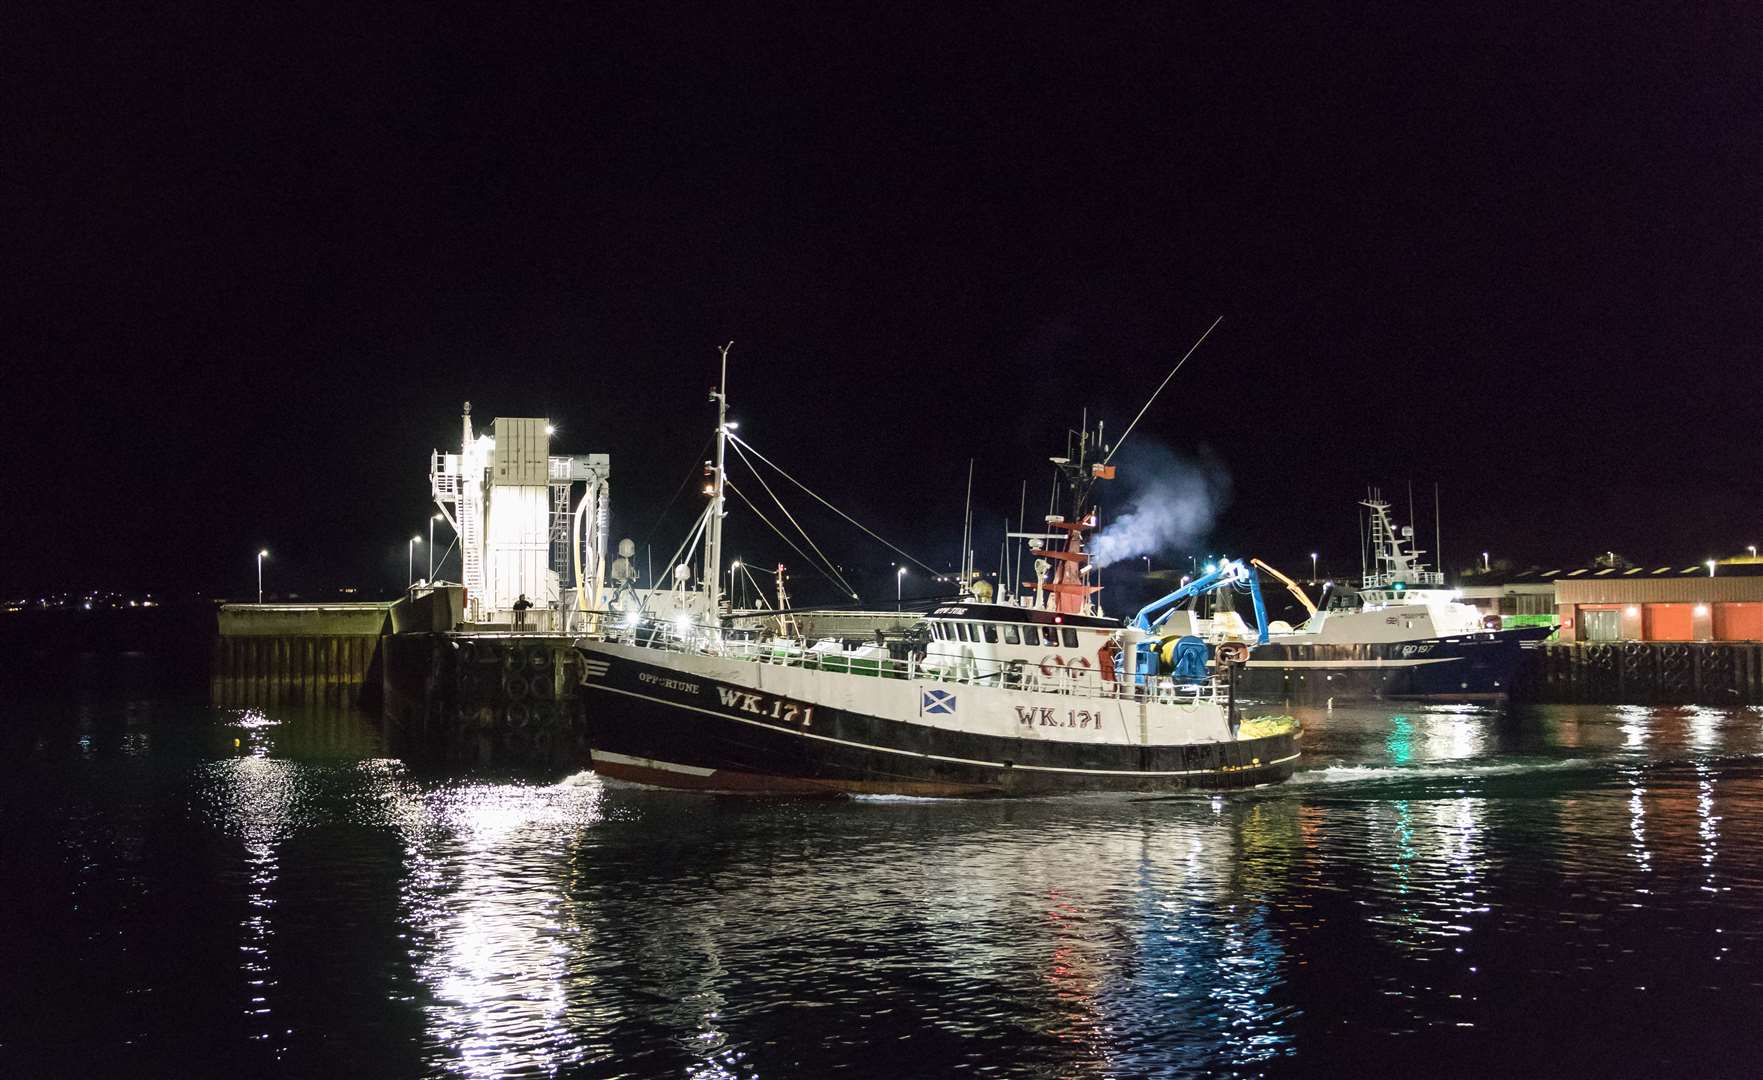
[211,633,383,709]
[211,602,394,708]
[1526,642,1763,705]
[380,633,586,768]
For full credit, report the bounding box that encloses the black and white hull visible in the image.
[577,641,1298,796]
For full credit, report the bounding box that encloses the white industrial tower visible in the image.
[429,403,610,629]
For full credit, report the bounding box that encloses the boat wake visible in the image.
[1285,757,1597,788]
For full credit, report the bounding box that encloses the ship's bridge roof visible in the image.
[928,602,1117,630]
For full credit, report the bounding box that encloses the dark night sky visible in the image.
[8,3,1761,603]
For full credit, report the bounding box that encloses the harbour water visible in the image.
[5,656,1763,1077]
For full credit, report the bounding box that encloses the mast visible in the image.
[961,458,974,582]
[705,342,732,618]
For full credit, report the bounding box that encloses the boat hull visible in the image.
[1234,626,1552,703]
[578,646,1297,796]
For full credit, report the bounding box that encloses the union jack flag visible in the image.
[921,689,956,715]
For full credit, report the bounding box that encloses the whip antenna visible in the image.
[1101,315,1223,468]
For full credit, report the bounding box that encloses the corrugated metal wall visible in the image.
[1556,577,1763,604]
[492,417,549,486]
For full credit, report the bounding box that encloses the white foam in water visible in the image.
[1287,758,1595,787]
[555,770,599,788]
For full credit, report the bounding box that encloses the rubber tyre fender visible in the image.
[529,672,555,700]
[505,701,531,728]
[527,646,551,670]
[502,673,532,701]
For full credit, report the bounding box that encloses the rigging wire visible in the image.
[636,432,716,557]
[631,500,712,622]
[725,431,942,576]
[726,436,859,598]
[725,477,860,600]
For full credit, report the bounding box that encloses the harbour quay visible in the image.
[1524,562,1763,705]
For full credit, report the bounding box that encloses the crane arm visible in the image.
[1250,558,1318,617]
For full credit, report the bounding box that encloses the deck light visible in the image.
[545,424,555,436]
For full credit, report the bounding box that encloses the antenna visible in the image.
[1407,476,1415,547]
[1434,481,1442,576]
[1101,315,1223,469]
[961,458,974,582]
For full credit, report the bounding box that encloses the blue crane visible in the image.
[1132,558,1269,644]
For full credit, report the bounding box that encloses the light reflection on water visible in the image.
[7,699,1763,1077]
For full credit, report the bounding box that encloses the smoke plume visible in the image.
[1088,444,1229,569]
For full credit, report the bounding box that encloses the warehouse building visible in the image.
[1555,561,1763,642]
[1454,569,1559,629]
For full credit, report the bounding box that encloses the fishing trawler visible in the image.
[572,349,1298,796]
[1179,497,1553,702]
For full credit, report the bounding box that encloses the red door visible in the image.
[1643,604,1693,641]
[1715,603,1763,641]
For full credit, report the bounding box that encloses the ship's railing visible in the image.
[720,636,1226,705]
[596,622,1230,705]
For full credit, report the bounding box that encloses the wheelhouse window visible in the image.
[1040,626,1058,647]
[1002,624,1020,644]
[982,624,998,643]
[1061,627,1078,648]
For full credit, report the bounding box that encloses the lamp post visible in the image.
[1310,552,1318,581]
[1482,551,1490,571]
[409,535,421,588]
[1707,559,1717,578]
[1142,556,1152,574]
[896,566,907,611]
[257,549,268,604]
[730,559,741,609]
[1750,545,1758,559]
[429,514,441,580]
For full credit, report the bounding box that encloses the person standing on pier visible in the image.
[512,594,532,631]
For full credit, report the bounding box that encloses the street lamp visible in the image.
[1482,551,1490,571]
[257,549,269,604]
[1707,559,1717,578]
[1750,545,1758,559]
[896,566,907,611]
[1142,556,1152,574]
[730,559,742,609]
[429,514,442,580]
[1310,552,1318,581]
[409,535,422,588]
